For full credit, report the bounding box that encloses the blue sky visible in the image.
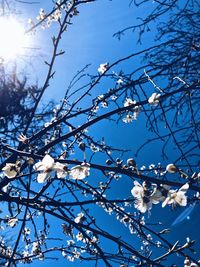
[18,0,154,99]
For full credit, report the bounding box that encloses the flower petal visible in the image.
[37,173,49,183]
[42,155,55,169]
[179,183,189,193]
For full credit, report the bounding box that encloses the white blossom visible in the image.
[131,181,144,199]
[162,183,189,207]
[148,93,161,106]
[36,8,46,21]
[101,101,108,108]
[24,228,31,235]
[123,114,135,123]
[54,162,68,178]
[131,181,153,213]
[132,105,141,120]
[97,95,104,100]
[74,212,86,224]
[135,198,153,213]
[51,9,62,21]
[184,258,199,267]
[31,241,40,254]
[7,218,18,228]
[2,162,20,179]
[91,105,99,113]
[131,181,165,213]
[98,63,108,74]
[67,255,75,262]
[67,240,75,246]
[76,232,84,241]
[34,155,67,183]
[123,98,141,122]
[38,253,45,260]
[72,248,81,259]
[117,78,123,85]
[90,236,98,244]
[90,144,99,152]
[69,163,90,180]
[124,98,136,107]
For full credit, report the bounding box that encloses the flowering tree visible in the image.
[0,0,199,267]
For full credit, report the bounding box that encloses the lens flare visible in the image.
[0,17,29,61]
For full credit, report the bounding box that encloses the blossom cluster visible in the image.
[123,98,141,123]
[131,180,189,213]
[28,1,79,29]
[61,224,99,262]
[120,92,161,123]
[2,155,90,183]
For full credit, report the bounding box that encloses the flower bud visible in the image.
[78,142,85,151]
[127,158,136,167]
[166,163,179,173]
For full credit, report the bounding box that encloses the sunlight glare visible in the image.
[0,17,29,61]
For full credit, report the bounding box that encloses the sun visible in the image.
[0,17,29,61]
